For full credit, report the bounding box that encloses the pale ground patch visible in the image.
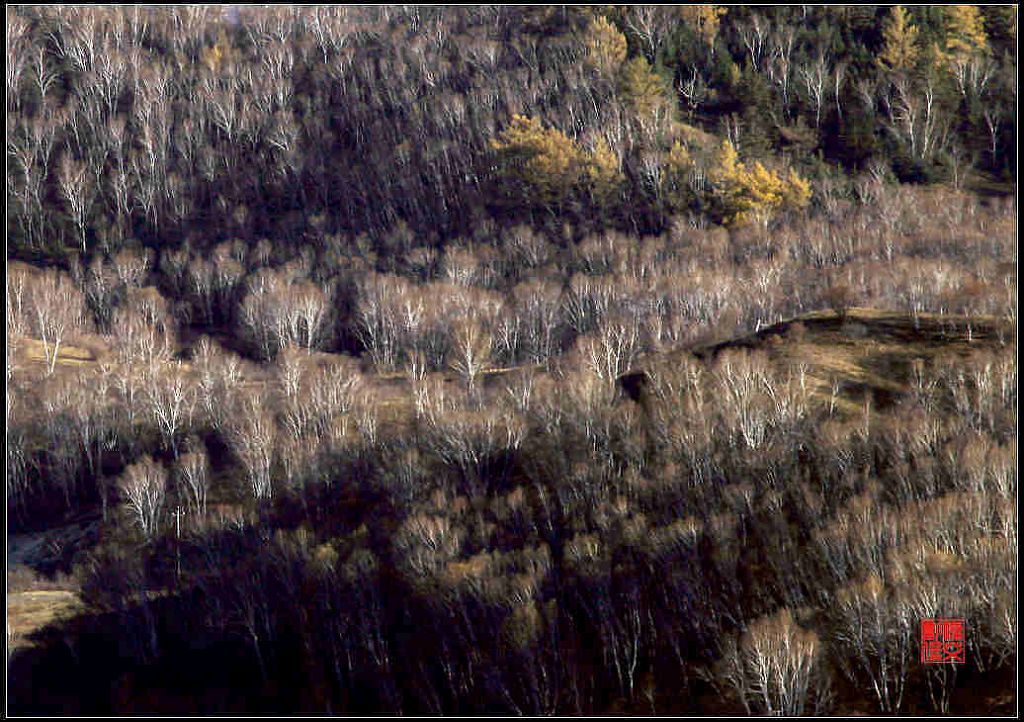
[7,589,81,653]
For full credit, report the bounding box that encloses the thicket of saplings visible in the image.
[7,4,1016,716]
[8,184,1016,714]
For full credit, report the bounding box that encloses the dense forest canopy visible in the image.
[6,5,1017,260]
[5,5,1018,717]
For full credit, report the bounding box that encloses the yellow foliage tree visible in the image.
[664,140,696,212]
[944,5,989,60]
[736,161,786,226]
[618,56,668,117]
[709,137,741,185]
[709,140,811,227]
[877,6,920,73]
[679,5,728,49]
[780,169,813,211]
[490,115,584,211]
[582,137,625,208]
[583,16,627,78]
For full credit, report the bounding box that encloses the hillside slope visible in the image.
[620,308,1015,416]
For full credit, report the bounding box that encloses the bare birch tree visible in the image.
[119,455,168,540]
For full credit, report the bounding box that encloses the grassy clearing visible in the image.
[7,516,98,652]
[16,337,102,367]
[6,590,80,653]
[628,308,1014,416]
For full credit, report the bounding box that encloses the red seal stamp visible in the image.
[920,618,966,664]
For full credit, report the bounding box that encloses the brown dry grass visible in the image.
[18,337,101,366]
[6,590,80,653]
[628,307,1014,417]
